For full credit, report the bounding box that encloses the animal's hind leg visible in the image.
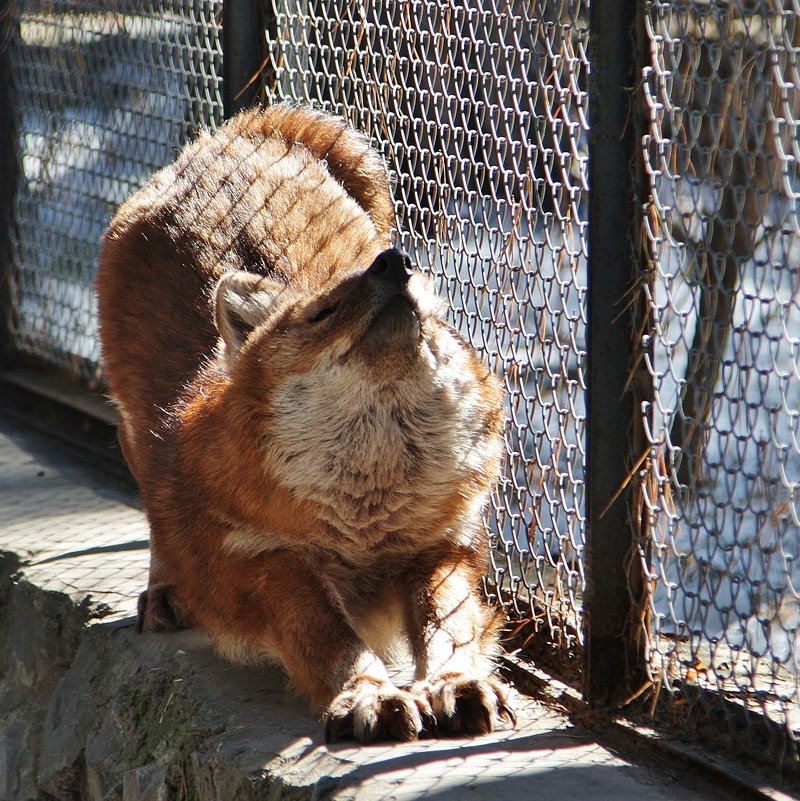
[137,548,190,633]
[137,586,190,633]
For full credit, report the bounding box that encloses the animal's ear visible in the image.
[214,271,294,359]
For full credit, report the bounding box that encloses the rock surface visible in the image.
[0,416,738,801]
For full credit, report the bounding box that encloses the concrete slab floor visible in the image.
[0,415,742,801]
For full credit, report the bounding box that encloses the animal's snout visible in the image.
[366,248,412,289]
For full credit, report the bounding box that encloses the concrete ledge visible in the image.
[0,416,740,801]
[0,563,577,800]
[0,568,624,801]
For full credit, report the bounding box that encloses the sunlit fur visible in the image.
[96,104,515,742]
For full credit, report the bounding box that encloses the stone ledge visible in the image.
[0,554,745,801]
[0,416,739,801]
[0,564,576,801]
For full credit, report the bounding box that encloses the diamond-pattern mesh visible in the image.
[5,0,223,383]
[4,1,589,660]
[641,0,800,764]
[264,1,590,655]
[8,0,800,773]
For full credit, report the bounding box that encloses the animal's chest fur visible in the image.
[266,356,487,549]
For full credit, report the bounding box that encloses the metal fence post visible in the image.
[0,1,18,370]
[585,0,651,706]
[223,0,266,117]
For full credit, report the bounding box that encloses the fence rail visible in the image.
[2,0,799,784]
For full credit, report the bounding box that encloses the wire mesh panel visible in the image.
[641,0,800,770]
[5,0,223,383]
[261,0,590,663]
[6,0,800,775]
[3,0,590,667]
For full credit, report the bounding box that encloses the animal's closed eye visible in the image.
[308,304,337,323]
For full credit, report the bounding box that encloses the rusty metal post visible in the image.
[223,0,266,117]
[585,0,652,706]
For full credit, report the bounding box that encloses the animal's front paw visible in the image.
[324,677,436,743]
[414,673,516,735]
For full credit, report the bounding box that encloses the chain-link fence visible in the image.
[3,0,591,665]
[3,0,800,784]
[261,0,589,668]
[3,0,223,383]
[640,0,800,772]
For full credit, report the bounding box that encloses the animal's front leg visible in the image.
[205,550,433,744]
[408,552,516,735]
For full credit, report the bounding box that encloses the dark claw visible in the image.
[324,712,353,744]
[420,709,438,739]
[498,697,517,727]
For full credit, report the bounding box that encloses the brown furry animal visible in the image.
[96,104,514,742]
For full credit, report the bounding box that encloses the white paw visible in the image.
[324,677,436,743]
[413,673,516,735]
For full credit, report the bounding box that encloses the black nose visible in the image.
[365,248,412,287]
